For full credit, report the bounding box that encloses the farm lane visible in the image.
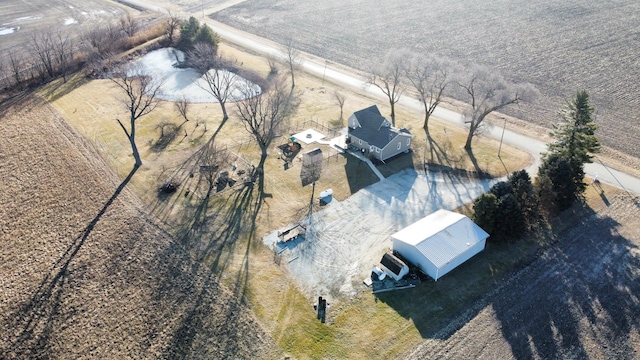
[124,0,640,195]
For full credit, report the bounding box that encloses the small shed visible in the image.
[391,210,489,281]
[379,252,409,281]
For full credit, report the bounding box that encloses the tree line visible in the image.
[0,13,162,91]
[473,90,600,242]
[367,49,539,151]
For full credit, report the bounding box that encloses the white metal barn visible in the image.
[391,210,489,281]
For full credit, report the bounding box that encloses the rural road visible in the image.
[128,0,640,195]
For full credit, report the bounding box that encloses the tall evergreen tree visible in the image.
[473,193,498,235]
[549,90,600,193]
[549,90,600,164]
[537,154,579,211]
[509,170,539,226]
[494,193,525,242]
[177,16,200,50]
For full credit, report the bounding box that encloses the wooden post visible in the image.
[320,298,327,323]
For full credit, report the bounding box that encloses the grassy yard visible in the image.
[42,40,557,359]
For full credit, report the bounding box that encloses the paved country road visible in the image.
[126,0,640,195]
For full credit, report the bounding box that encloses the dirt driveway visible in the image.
[407,194,640,359]
[264,167,497,298]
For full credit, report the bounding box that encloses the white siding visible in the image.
[391,210,489,281]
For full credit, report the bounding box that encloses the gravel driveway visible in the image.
[264,168,497,298]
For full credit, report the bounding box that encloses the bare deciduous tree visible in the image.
[333,90,346,126]
[7,51,23,86]
[175,96,190,123]
[189,43,237,134]
[0,58,7,90]
[235,77,297,171]
[53,29,74,83]
[111,65,164,167]
[82,27,108,55]
[200,69,237,122]
[458,66,539,151]
[405,53,454,136]
[30,31,56,80]
[199,142,232,197]
[186,42,218,71]
[119,13,139,37]
[284,37,302,92]
[267,55,278,75]
[83,23,124,57]
[165,11,181,46]
[368,48,408,127]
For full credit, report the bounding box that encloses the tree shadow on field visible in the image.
[0,91,46,118]
[42,74,89,103]
[150,122,182,153]
[424,133,461,171]
[491,201,640,359]
[377,198,640,359]
[148,168,268,358]
[2,166,138,358]
[464,148,491,179]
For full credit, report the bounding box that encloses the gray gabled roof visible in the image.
[348,105,410,148]
[352,105,385,128]
[391,210,489,269]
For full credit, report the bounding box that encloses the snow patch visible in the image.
[127,48,261,103]
[0,27,17,36]
[64,18,77,26]
[3,16,41,25]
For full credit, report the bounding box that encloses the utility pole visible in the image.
[322,60,327,85]
[498,117,507,158]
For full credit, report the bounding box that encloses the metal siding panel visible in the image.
[437,240,486,279]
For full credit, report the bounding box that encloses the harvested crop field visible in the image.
[407,194,640,359]
[0,95,278,359]
[0,0,127,54]
[212,0,640,159]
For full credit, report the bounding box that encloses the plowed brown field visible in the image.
[407,194,640,359]
[0,94,278,359]
[212,0,640,160]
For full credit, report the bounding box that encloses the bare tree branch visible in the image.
[29,31,56,80]
[175,96,190,123]
[368,48,409,127]
[235,77,297,171]
[333,90,346,126]
[53,29,74,83]
[284,37,302,92]
[164,10,181,46]
[405,53,454,135]
[7,51,23,86]
[457,65,539,151]
[110,65,164,167]
[188,43,237,124]
[119,13,139,38]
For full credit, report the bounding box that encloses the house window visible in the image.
[369,145,375,152]
[397,142,401,150]
[376,147,380,153]
[406,138,411,146]
[359,139,362,145]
